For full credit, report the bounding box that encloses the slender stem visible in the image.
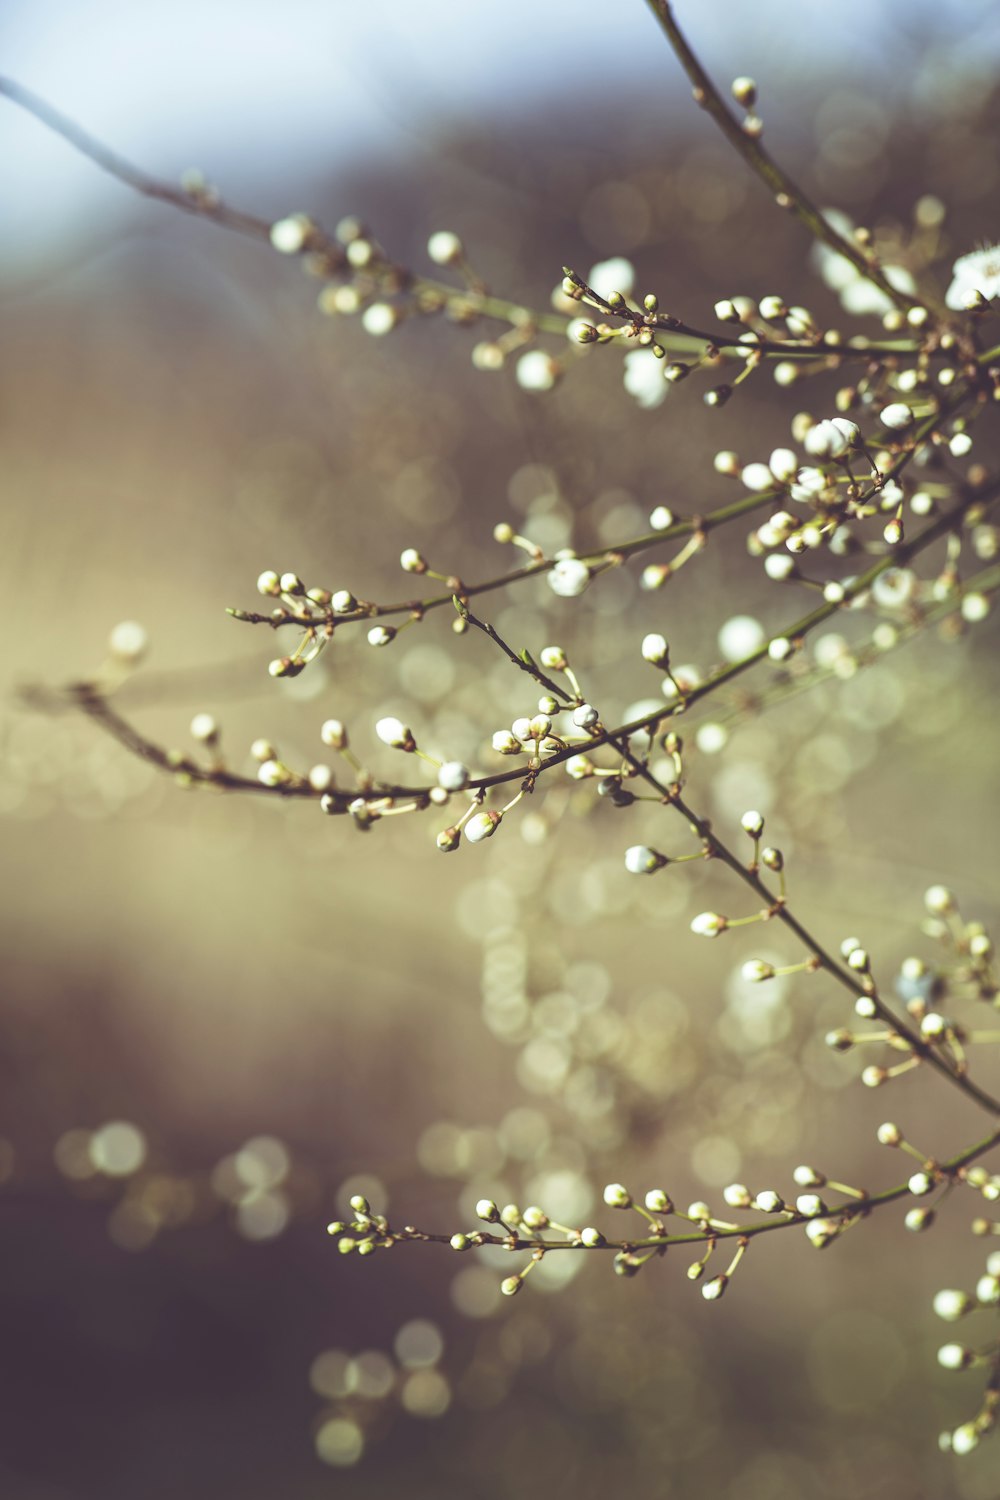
[637,764,1000,1116]
[642,2,918,312]
[230,489,775,630]
[30,483,994,815]
[375,1120,1000,1253]
[0,72,935,365]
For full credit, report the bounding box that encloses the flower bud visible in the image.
[641,633,670,666]
[625,845,666,875]
[690,912,727,938]
[427,230,463,265]
[438,762,470,792]
[465,810,501,843]
[879,402,914,430]
[547,558,590,597]
[375,717,415,751]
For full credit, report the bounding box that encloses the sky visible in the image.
[2,0,999,270]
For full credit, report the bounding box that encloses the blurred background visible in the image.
[2,2,1000,1496]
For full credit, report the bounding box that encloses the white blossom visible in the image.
[945,244,1000,310]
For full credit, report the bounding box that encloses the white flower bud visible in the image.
[764,553,796,581]
[649,505,674,530]
[740,809,764,837]
[768,447,798,482]
[108,620,149,664]
[741,960,775,983]
[625,845,665,875]
[805,1217,841,1248]
[257,759,289,787]
[976,1274,1000,1305]
[569,319,598,344]
[362,302,398,337]
[701,1275,728,1301]
[723,1183,752,1208]
[691,912,727,938]
[644,1189,672,1213]
[804,418,850,459]
[753,1190,785,1213]
[879,402,914,430]
[951,1422,980,1455]
[437,762,470,792]
[516,350,558,393]
[937,1343,972,1371]
[641,633,670,666]
[269,214,312,253]
[740,462,774,492]
[320,720,347,750]
[547,558,590,597]
[331,590,357,613]
[793,1165,825,1188]
[367,625,395,647]
[500,1276,522,1297]
[924,884,955,915]
[465,810,500,843]
[908,1171,935,1196]
[566,704,595,732]
[933,1289,973,1322]
[877,1122,902,1147]
[400,548,426,573]
[831,417,860,445]
[759,295,786,322]
[731,76,757,107]
[190,713,219,744]
[475,1198,499,1222]
[256,570,281,596]
[427,230,463,265]
[603,1182,632,1209]
[375,716,415,751]
[565,754,593,779]
[579,1226,604,1247]
[796,1194,826,1217]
